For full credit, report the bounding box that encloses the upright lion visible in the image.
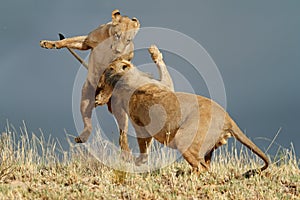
[96,45,270,177]
[40,10,140,154]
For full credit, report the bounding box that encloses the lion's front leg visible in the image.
[119,129,133,161]
[111,106,133,161]
[135,137,153,166]
[40,35,90,50]
[148,45,174,91]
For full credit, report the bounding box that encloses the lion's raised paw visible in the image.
[40,40,57,49]
[148,45,163,62]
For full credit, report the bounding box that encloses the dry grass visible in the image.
[0,124,299,200]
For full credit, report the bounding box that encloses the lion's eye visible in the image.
[122,65,127,70]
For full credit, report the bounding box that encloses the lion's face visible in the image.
[110,10,140,54]
[103,59,133,87]
[95,59,133,106]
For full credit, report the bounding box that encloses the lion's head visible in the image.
[95,59,134,106]
[109,10,140,54]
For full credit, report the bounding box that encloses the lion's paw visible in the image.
[75,136,84,143]
[134,154,148,166]
[40,40,57,49]
[148,45,163,62]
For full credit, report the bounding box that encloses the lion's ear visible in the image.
[131,17,140,28]
[112,9,121,25]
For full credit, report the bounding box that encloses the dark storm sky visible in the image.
[0,1,299,155]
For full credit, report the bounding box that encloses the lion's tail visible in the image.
[230,120,270,178]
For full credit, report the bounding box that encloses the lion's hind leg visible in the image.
[174,127,209,174]
[75,80,95,143]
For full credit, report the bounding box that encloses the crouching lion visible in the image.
[96,45,270,177]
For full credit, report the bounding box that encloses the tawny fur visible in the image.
[40,16,174,161]
[96,46,270,176]
[40,10,140,156]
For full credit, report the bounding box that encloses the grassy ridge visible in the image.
[0,126,299,199]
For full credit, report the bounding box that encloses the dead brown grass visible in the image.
[0,124,299,199]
